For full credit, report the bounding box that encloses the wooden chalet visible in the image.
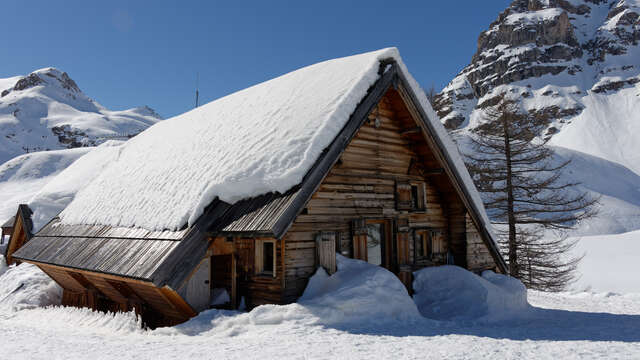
[3,204,33,266]
[13,51,506,327]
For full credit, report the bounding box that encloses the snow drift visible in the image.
[298,255,421,324]
[413,265,529,323]
[0,255,61,311]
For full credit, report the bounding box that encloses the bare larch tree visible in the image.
[464,94,598,291]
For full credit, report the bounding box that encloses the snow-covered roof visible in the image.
[59,48,495,242]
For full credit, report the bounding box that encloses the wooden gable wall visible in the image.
[4,212,30,266]
[281,88,477,301]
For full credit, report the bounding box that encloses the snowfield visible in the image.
[570,230,640,293]
[0,255,638,359]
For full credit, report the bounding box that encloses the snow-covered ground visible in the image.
[0,255,638,359]
[570,230,640,293]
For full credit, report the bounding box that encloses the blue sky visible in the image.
[3,1,510,118]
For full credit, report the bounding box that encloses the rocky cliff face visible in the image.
[433,0,640,236]
[0,68,162,165]
[434,0,639,138]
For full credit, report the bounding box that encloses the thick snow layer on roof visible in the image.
[60,48,496,237]
[0,147,92,225]
[28,141,124,232]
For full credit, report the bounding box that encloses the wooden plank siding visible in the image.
[465,213,499,272]
[282,89,454,301]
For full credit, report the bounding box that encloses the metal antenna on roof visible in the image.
[195,72,200,108]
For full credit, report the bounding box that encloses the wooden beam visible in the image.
[400,127,421,135]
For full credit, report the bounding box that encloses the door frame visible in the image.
[363,218,393,270]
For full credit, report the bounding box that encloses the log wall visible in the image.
[465,213,498,272]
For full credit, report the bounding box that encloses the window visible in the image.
[255,239,276,277]
[396,181,426,211]
[414,229,445,260]
[415,230,431,258]
[410,182,426,211]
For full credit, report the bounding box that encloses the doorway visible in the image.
[354,219,393,269]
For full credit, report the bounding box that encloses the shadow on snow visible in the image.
[328,306,640,343]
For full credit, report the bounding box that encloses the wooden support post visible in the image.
[231,253,237,309]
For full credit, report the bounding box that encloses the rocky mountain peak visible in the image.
[1,68,81,98]
[0,67,162,165]
[434,0,640,132]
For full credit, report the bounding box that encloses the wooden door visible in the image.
[184,257,211,312]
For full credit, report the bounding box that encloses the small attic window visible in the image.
[396,181,426,211]
[410,182,426,211]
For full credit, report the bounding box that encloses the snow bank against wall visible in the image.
[165,255,422,336]
[413,265,530,323]
[298,255,421,324]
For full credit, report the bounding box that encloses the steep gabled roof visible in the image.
[14,49,507,287]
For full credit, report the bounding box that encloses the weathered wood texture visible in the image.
[282,90,453,301]
[465,213,498,272]
[4,205,33,265]
[232,237,285,308]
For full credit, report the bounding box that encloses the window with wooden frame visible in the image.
[414,229,445,260]
[255,239,276,277]
[410,181,426,211]
[396,181,426,211]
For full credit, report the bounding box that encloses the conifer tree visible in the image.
[464,94,598,291]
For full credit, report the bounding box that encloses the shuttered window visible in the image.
[396,181,426,211]
[352,219,368,261]
[415,229,445,260]
[315,232,337,274]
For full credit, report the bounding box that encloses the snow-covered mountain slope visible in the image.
[0,67,161,165]
[434,0,639,167]
[0,147,92,224]
[570,229,640,293]
[434,0,640,234]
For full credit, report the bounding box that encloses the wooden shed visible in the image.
[14,49,506,327]
[3,205,33,266]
